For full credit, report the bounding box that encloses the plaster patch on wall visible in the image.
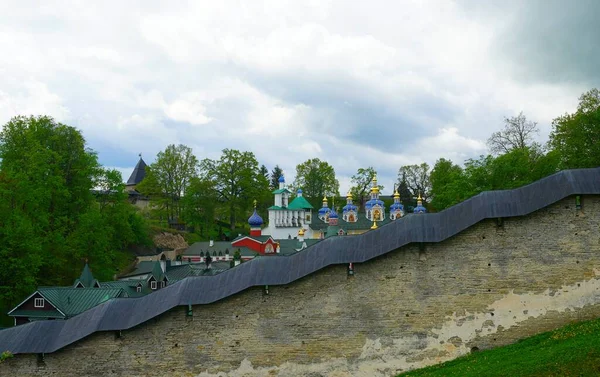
[194,275,600,377]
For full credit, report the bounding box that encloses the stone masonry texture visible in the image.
[2,195,600,377]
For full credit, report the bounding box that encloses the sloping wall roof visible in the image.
[1,167,599,354]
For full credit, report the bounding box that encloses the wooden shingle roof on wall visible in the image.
[1,167,599,354]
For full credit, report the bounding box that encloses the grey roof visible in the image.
[126,157,147,186]
[183,241,256,257]
[1,167,599,354]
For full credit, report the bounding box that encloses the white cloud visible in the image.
[0,0,592,191]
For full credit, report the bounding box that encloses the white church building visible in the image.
[261,176,315,239]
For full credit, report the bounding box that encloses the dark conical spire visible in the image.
[127,155,147,186]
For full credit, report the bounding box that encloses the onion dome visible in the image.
[390,202,404,211]
[342,191,357,212]
[413,194,427,214]
[390,189,404,212]
[248,200,264,226]
[365,198,385,209]
[329,207,339,219]
[297,188,303,195]
[318,196,331,215]
[278,175,285,183]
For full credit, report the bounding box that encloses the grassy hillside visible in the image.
[399,317,600,377]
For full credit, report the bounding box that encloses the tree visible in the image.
[200,149,269,231]
[487,112,540,155]
[270,165,284,190]
[293,158,339,199]
[549,88,600,169]
[182,177,218,238]
[397,163,431,202]
[349,167,384,209]
[137,144,198,223]
[397,173,414,209]
[0,115,150,325]
[430,158,465,211]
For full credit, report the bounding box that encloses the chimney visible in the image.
[209,240,214,247]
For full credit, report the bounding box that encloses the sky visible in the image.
[0,0,598,194]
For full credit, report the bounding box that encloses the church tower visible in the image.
[365,174,385,222]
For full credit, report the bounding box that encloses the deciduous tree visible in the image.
[293,158,339,199]
[200,149,269,231]
[487,112,540,155]
[397,163,431,202]
[350,167,384,209]
[549,88,600,169]
[137,144,198,223]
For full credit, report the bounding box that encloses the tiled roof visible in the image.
[1,167,598,354]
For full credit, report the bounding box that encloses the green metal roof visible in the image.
[102,280,149,297]
[268,205,284,210]
[73,264,100,288]
[150,261,165,281]
[9,310,64,319]
[288,196,314,210]
[271,188,292,194]
[38,287,124,317]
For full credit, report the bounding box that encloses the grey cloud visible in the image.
[461,0,600,86]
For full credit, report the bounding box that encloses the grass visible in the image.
[398,317,600,377]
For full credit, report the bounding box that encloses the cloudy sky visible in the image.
[0,0,598,193]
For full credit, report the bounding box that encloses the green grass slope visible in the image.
[399,318,600,377]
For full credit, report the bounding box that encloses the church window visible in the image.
[265,244,274,253]
[34,298,45,308]
[306,214,311,222]
[338,229,345,236]
[367,210,371,219]
[348,213,355,222]
[151,281,157,290]
[136,286,142,293]
[373,209,381,221]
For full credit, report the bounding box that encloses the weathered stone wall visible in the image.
[3,196,600,377]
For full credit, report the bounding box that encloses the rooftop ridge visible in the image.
[1,167,599,354]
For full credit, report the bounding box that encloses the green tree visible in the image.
[0,116,150,325]
[182,177,218,238]
[397,173,414,209]
[137,144,198,224]
[549,88,600,169]
[350,167,384,210]
[200,149,269,231]
[270,165,284,190]
[430,158,465,211]
[397,163,431,202]
[293,158,339,199]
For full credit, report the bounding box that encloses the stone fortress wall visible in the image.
[2,195,600,377]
